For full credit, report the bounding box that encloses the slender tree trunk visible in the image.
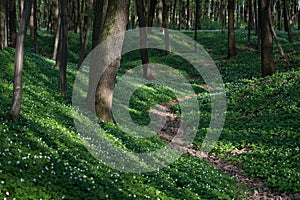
[248,0,253,46]
[33,0,38,53]
[178,0,184,30]
[78,0,93,68]
[29,2,34,38]
[53,16,60,60]
[56,0,68,97]
[147,0,157,33]
[92,0,108,49]
[94,0,130,121]
[276,0,282,30]
[186,0,190,29]
[0,0,6,50]
[257,0,261,51]
[47,0,52,31]
[172,0,177,26]
[136,0,154,80]
[87,0,109,108]
[254,0,258,34]
[198,0,202,30]
[8,0,32,122]
[76,0,81,33]
[221,0,226,32]
[228,0,237,58]
[4,0,8,48]
[195,0,200,41]
[8,0,17,48]
[270,18,285,57]
[260,0,275,77]
[298,6,300,30]
[283,0,293,42]
[158,0,163,31]
[162,0,170,54]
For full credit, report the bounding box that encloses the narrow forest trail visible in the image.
[150,97,300,200]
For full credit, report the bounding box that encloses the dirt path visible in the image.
[151,99,299,200]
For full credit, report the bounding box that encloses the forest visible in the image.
[0,0,299,199]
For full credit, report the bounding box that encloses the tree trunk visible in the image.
[33,0,38,53]
[78,0,93,68]
[56,0,68,97]
[260,0,275,77]
[228,0,237,58]
[94,0,130,121]
[8,0,17,48]
[91,0,108,49]
[147,0,157,33]
[8,0,32,122]
[53,15,60,60]
[172,0,177,27]
[76,0,81,33]
[254,0,258,34]
[158,0,163,31]
[247,0,253,46]
[195,0,200,41]
[221,0,226,32]
[276,0,281,30]
[298,5,300,30]
[257,0,261,51]
[283,0,293,42]
[186,0,190,29]
[0,0,6,50]
[162,0,170,54]
[136,0,154,80]
[178,0,184,30]
[270,17,285,57]
[87,0,109,109]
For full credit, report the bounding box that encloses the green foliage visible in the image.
[0,29,299,199]
[0,46,246,199]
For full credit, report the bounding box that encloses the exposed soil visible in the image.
[151,98,300,200]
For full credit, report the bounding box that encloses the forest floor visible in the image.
[155,99,300,200]
[0,30,299,199]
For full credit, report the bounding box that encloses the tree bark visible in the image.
[283,0,293,42]
[162,0,170,54]
[298,5,300,30]
[136,0,154,80]
[158,0,163,31]
[221,0,226,32]
[78,0,93,68]
[87,0,108,108]
[186,0,190,29]
[228,0,237,58]
[33,0,38,53]
[172,0,177,27]
[0,0,6,50]
[91,0,108,49]
[56,0,68,97]
[147,0,157,32]
[53,15,60,60]
[195,0,200,41]
[254,0,258,34]
[260,0,275,77]
[276,0,282,30]
[8,0,32,122]
[178,0,184,30]
[257,0,261,51]
[94,0,130,121]
[247,0,253,46]
[8,0,17,48]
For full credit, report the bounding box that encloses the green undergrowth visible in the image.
[0,30,299,199]
[0,47,246,199]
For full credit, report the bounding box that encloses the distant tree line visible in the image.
[0,0,299,122]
